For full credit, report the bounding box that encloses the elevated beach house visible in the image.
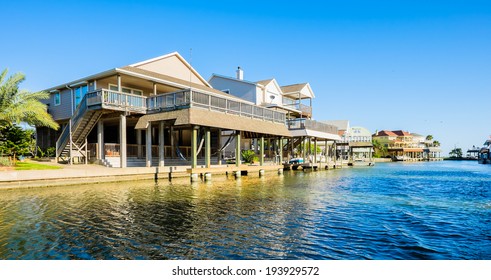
[372,130,442,161]
[37,52,293,169]
[209,69,340,166]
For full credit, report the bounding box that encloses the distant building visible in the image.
[373,130,442,161]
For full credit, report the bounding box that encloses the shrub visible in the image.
[241,150,258,164]
[0,157,12,166]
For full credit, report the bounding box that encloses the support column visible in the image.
[205,128,211,168]
[159,121,165,167]
[333,141,337,166]
[191,126,198,169]
[120,114,127,168]
[279,137,283,164]
[117,75,122,91]
[146,122,152,167]
[170,126,174,159]
[260,136,264,166]
[301,137,306,162]
[136,130,142,159]
[217,129,222,165]
[313,138,317,164]
[153,83,157,95]
[236,131,241,167]
[97,120,104,161]
[324,140,328,163]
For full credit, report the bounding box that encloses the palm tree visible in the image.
[426,135,433,141]
[0,69,58,130]
[432,140,440,147]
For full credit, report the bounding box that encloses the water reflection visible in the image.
[1,162,490,259]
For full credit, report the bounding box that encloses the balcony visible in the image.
[85,88,286,124]
[286,118,339,141]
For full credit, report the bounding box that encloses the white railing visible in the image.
[147,89,286,124]
[286,118,338,134]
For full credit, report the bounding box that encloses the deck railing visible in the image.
[147,89,286,124]
[87,89,147,113]
[283,103,312,115]
[286,118,338,134]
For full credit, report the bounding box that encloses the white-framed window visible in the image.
[54,92,61,106]
[109,84,143,95]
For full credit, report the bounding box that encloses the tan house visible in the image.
[38,52,292,170]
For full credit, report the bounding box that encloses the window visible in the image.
[54,92,61,106]
[109,84,143,95]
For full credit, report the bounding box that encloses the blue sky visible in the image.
[2,0,490,155]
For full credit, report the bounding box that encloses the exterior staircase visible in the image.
[55,94,103,163]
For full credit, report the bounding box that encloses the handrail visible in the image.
[287,118,338,134]
[55,93,89,156]
[147,89,286,124]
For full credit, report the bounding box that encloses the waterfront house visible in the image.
[348,126,374,165]
[209,70,340,166]
[372,130,442,161]
[37,52,292,171]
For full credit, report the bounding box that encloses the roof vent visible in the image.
[236,66,243,80]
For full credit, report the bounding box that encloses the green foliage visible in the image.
[0,124,36,158]
[36,146,55,158]
[449,148,463,158]
[0,69,59,130]
[372,139,388,158]
[432,140,440,147]
[15,161,61,170]
[241,150,259,164]
[0,156,11,166]
[426,135,433,141]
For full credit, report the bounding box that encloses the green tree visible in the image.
[432,140,440,147]
[0,69,58,130]
[0,124,36,161]
[426,135,433,141]
[372,139,388,158]
[449,147,463,158]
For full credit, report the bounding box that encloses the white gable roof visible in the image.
[281,83,315,99]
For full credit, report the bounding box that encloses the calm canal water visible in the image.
[1,161,490,260]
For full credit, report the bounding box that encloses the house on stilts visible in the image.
[36,52,342,175]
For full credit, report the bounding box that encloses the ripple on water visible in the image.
[1,161,490,259]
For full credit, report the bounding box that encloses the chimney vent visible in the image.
[236,66,243,80]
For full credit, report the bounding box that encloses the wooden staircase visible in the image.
[56,94,103,164]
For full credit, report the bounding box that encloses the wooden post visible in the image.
[159,121,165,167]
[97,120,104,161]
[205,128,211,168]
[170,126,174,159]
[279,137,283,164]
[236,131,241,167]
[191,126,198,169]
[136,129,142,159]
[146,122,152,167]
[313,138,317,164]
[120,114,127,168]
[217,129,222,165]
[260,136,264,166]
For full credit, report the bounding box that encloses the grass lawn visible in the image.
[15,161,62,170]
